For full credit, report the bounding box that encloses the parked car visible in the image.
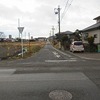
[70,41,84,52]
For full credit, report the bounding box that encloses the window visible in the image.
[94,34,97,38]
[74,41,83,45]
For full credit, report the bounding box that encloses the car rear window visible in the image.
[74,42,83,45]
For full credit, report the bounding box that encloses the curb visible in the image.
[53,47,100,61]
[64,50,100,61]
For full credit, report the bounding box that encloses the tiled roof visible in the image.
[60,31,73,34]
[56,31,73,35]
[93,16,100,20]
[82,22,100,32]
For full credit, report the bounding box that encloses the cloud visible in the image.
[60,0,100,31]
[0,0,100,38]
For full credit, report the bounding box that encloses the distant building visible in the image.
[9,35,12,39]
[36,37,47,42]
[55,31,75,42]
[31,36,33,39]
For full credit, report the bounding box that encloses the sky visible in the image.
[0,0,100,38]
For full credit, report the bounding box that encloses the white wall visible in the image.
[82,29,100,44]
[88,30,100,44]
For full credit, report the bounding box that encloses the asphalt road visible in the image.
[0,42,100,100]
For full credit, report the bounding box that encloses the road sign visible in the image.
[17,27,24,58]
[18,27,24,33]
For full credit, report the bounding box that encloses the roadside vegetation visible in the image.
[86,36,97,52]
[52,31,98,52]
[0,41,46,60]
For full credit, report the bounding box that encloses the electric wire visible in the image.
[61,0,74,22]
[54,0,73,33]
[61,0,70,21]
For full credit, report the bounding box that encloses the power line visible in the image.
[54,0,66,33]
[61,0,74,22]
[61,0,70,21]
[58,0,66,6]
[54,0,73,33]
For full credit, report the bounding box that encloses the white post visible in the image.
[18,27,24,58]
[21,33,23,58]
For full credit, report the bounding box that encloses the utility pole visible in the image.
[49,31,51,42]
[54,5,61,49]
[52,26,55,42]
[28,32,31,53]
[58,5,61,37]
[52,26,55,37]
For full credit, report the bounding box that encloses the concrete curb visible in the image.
[53,47,100,61]
[64,50,100,61]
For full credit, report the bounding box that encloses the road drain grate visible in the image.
[49,90,72,100]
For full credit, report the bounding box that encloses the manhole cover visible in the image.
[49,90,72,100]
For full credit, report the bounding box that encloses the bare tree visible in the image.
[0,32,6,42]
[0,32,5,38]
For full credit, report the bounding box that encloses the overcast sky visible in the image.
[0,0,100,38]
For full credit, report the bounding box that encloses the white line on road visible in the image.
[45,59,77,63]
[53,47,72,57]
[53,51,61,58]
[0,72,89,82]
[70,58,77,60]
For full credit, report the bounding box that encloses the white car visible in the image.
[70,41,84,52]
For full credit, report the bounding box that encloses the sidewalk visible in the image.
[71,52,100,60]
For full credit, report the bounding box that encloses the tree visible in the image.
[61,35,68,50]
[15,38,21,42]
[0,32,6,42]
[87,36,95,52]
[87,36,94,45]
[74,29,82,41]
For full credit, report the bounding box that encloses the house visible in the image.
[35,37,47,42]
[55,31,74,40]
[82,16,100,44]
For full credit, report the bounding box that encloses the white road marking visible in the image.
[0,72,89,82]
[45,59,77,63]
[53,51,61,58]
[53,47,72,57]
[56,55,61,58]
[70,58,77,60]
